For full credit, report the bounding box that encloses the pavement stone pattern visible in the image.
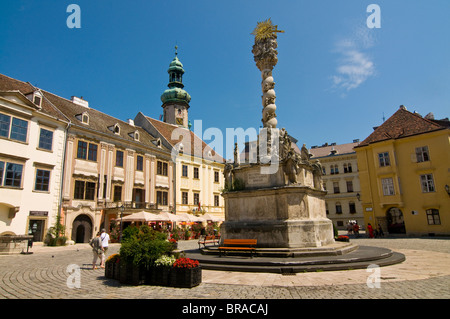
[0,236,449,299]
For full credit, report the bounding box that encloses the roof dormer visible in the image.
[75,111,89,125]
[25,90,43,109]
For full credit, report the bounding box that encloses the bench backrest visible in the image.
[222,239,257,246]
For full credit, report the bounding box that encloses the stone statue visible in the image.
[233,142,240,167]
[300,144,310,161]
[284,150,299,184]
[223,163,234,190]
[311,160,324,190]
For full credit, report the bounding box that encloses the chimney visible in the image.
[128,119,135,126]
[71,96,89,108]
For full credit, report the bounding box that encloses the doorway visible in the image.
[386,207,406,234]
[71,214,93,243]
[28,219,45,242]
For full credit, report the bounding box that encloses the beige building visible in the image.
[309,141,364,230]
[134,51,225,219]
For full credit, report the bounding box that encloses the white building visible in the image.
[309,141,364,230]
[0,75,69,241]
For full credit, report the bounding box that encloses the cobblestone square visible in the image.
[0,237,449,299]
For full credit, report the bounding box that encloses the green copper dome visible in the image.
[161,51,191,106]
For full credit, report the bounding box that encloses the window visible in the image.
[116,150,124,167]
[420,174,435,193]
[77,141,97,161]
[74,180,96,200]
[10,118,28,142]
[214,171,220,183]
[113,124,120,134]
[193,193,200,205]
[193,167,199,179]
[344,163,353,173]
[182,191,188,204]
[113,185,122,202]
[426,209,441,225]
[81,113,89,124]
[88,143,97,161]
[346,180,354,193]
[74,181,85,199]
[136,155,143,171]
[0,114,10,138]
[333,182,340,194]
[381,178,395,196]
[157,191,168,205]
[334,165,339,174]
[157,161,168,176]
[214,195,220,207]
[35,169,50,191]
[349,202,356,214]
[416,146,430,162]
[182,165,188,177]
[335,202,342,214]
[0,161,3,186]
[378,152,390,167]
[0,114,28,142]
[330,166,335,175]
[77,141,88,159]
[0,161,23,188]
[38,128,53,151]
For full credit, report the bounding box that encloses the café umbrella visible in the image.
[120,211,166,222]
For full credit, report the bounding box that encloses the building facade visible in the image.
[47,94,173,243]
[309,141,364,230]
[0,76,68,241]
[355,106,450,236]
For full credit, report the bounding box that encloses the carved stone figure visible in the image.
[233,143,240,167]
[223,163,234,190]
[311,160,324,190]
[284,151,299,184]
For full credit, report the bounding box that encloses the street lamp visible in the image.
[119,204,124,243]
[445,184,450,196]
[356,193,361,201]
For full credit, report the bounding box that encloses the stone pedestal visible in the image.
[222,185,334,249]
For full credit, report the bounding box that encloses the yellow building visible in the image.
[355,106,450,236]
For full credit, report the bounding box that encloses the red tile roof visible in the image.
[146,116,224,163]
[356,106,447,148]
[309,142,359,158]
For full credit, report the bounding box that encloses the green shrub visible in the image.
[119,225,173,268]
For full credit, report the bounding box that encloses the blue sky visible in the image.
[1,0,449,160]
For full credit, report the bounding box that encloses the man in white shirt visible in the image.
[100,228,110,268]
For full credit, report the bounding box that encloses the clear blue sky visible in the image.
[1,0,449,160]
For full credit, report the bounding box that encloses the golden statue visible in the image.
[251,18,284,41]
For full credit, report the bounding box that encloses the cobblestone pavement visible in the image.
[0,236,449,299]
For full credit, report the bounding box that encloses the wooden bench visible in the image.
[198,235,220,249]
[218,239,257,258]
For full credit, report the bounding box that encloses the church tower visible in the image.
[160,46,191,128]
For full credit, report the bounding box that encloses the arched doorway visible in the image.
[386,207,406,234]
[72,214,93,243]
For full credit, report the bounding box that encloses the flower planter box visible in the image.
[119,261,147,286]
[149,267,171,286]
[105,262,115,279]
[336,236,350,242]
[169,267,202,288]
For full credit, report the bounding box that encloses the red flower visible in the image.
[169,238,177,243]
[173,257,199,268]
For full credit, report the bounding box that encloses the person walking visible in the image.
[100,228,110,268]
[89,232,104,269]
[367,223,374,238]
[377,224,384,238]
[353,222,360,238]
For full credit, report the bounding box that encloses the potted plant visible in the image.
[169,237,178,250]
[170,257,202,288]
[336,235,350,242]
[105,253,120,279]
[117,225,174,285]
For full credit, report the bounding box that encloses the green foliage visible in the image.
[222,178,245,192]
[119,225,173,268]
[45,214,67,246]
